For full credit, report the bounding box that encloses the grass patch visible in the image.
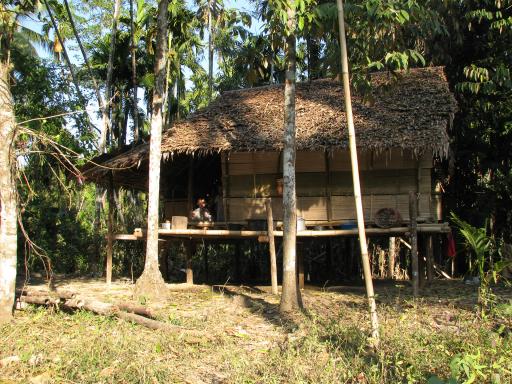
[1,281,511,383]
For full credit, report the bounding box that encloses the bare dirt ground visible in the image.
[1,278,511,383]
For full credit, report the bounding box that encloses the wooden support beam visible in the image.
[426,234,434,284]
[409,191,419,297]
[187,157,194,214]
[266,199,278,295]
[234,241,241,283]
[106,173,114,285]
[185,241,194,285]
[203,243,209,283]
[158,240,168,281]
[418,235,426,289]
[297,244,304,289]
[388,237,396,279]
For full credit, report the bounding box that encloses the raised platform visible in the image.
[113,223,450,241]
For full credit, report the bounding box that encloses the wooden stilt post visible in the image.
[204,243,209,283]
[388,237,396,279]
[409,191,419,297]
[426,234,434,284]
[185,241,194,285]
[326,238,334,281]
[187,157,194,214]
[266,199,279,295]
[106,173,114,285]
[419,236,426,289]
[297,244,304,289]
[159,240,168,281]
[234,241,241,283]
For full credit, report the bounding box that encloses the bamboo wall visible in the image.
[222,150,440,224]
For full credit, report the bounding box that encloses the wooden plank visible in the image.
[266,199,278,295]
[410,191,419,297]
[297,197,329,221]
[129,223,450,239]
[296,151,326,172]
[113,234,139,240]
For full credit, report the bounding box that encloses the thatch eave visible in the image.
[83,66,457,181]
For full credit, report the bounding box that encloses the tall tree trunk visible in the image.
[336,0,379,344]
[44,0,82,101]
[134,0,169,300]
[163,32,173,127]
[0,61,17,323]
[100,0,122,153]
[62,0,104,120]
[130,0,139,144]
[280,3,303,313]
[207,0,215,103]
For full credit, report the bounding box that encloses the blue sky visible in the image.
[24,0,263,134]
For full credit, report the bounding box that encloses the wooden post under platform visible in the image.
[266,199,278,295]
[185,241,194,284]
[426,234,434,284]
[234,241,241,283]
[409,191,419,297]
[159,240,169,281]
[106,173,114,285]
[297,243,304,289]
[418,235,426,289]
[388,236,396,279]
[203,243,209,283]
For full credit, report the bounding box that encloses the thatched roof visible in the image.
[85,66,456,179]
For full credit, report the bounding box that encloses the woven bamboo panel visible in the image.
[253,152,280,174]
[227,198,284,221]
[330,151,369,171]
[228,175,254,197]
[297,197,329,221]
[297,173,327,196]
[330,149,432,171]
[228,152,280,175]
[296,151,326,172]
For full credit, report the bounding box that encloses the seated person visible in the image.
[189,198,212,222]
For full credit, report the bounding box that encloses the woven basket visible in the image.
[374,208,402,228]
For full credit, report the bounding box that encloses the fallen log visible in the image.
[15,295,175,332]
[116,311,168,330]
[20,288,76,300]
[117,303,155,319]
[20,295,56,306]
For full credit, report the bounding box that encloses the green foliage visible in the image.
[440,0,512,244]
[450,213,510,316]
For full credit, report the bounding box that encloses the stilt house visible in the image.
[85,67,457,232]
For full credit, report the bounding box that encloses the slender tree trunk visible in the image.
[336,0,380,344]
[44,0,87,108]
[207,0,215,102]
[280,3,302,313]
[134,0,169,300]
[62,0,104,119]
[100,0,122,153]
[163,32,173,126]
[130,0,139,144]
[0,61,17,323]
